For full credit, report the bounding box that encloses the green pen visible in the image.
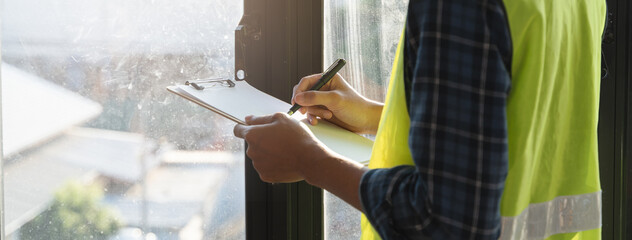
[287,59,346,116]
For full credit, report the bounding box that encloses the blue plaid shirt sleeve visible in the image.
[359,0,513,239]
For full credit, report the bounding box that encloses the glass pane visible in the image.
[2,1,244,240]
[323,0,408,239]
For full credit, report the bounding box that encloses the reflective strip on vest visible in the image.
[500,191,602,240]
[501,0,605,238]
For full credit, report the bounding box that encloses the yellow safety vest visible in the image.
[361,0,606,239]
[500,0,605,239]
[360,29,414,240]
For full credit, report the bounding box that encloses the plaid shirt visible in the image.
[360,0,512,239]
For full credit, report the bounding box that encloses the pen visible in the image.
[287,59,346,116]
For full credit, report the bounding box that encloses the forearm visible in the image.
[300,99,381,209]
[300,148,368,212]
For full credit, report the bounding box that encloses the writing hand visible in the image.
[292,73,383,134]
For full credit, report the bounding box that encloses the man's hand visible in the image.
[233,113,327,183]
[233,112,368,210]
[292,73,383,134]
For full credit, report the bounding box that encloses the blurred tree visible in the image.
[19,181,122,240]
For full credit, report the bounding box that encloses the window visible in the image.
[6,1,629,240]
[2,0,245,239]
[323,0,408,239]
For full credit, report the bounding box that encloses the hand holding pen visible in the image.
[290,59,384,134]
[288,59,346,115]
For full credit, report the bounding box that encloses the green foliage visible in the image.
[20,181,122,240]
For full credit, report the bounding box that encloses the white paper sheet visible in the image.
[167,81,373,163]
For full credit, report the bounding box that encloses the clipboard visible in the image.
[167,78,374,163]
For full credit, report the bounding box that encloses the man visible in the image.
[234,0,605,239]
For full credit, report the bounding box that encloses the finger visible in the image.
[292,74,320,105]
[233,124,249,139]
[246,146,260,160]
[307,113,320,125]
[291,85,298,105]
[295,74,325,93]
[294,91,340,108]
[303,106,333,119]
[246,113,281,125]
[307,114,313,125]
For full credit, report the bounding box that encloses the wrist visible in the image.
[298,144,368,210]
[362,99,384,135]
[299,144,332,187]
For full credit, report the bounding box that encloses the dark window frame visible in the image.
[235,1,324,239]
[601,0,631,239]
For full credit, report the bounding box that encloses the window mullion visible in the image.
[238,0,323,239]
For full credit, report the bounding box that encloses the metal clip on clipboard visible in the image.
[185,78,236,90]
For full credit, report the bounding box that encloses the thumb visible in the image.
[245,113,282,125]
[233,123,250,139]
